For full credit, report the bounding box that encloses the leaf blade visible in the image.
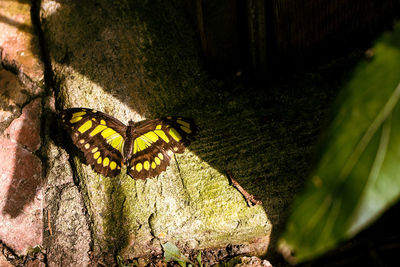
[280,23,400,262]
[162,242,194,266]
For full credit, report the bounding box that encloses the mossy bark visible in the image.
[41,0,271,263]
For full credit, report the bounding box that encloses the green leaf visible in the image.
[162,242,194,266]
[280,22,400,263]
[197,251,202,267]
[116,255,129,267]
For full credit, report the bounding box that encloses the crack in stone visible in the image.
[1,57,43,99]
[0,240,25,266]
[173,154,192,205]
[147,213,156,238]
[0,69,43,135]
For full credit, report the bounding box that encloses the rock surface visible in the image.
[43,140,92,267]
[40,0,272,264]
[0,0,44,83]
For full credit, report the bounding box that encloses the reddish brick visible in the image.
[0,0,44,83]
[0,137,43,255]
[0,69,29,133]
[26,259,46,267]
[0,254,14,267]
[0,69,29,108]
[4,98,41,151]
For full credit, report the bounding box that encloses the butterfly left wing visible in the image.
[59,108,127,177]
[127,117,197,179]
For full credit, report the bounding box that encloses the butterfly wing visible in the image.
[60,108,127,177]
[128,145,172,180]
[127,117,197,179]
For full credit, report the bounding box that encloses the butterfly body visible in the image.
[60,108,197,179]
[123,124,136,161]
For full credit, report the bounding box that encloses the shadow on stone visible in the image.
[1,97,42,219]
[0,14,32,35]
[2,145,42,218]
[0,0,33,35]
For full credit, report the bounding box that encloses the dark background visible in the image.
[187,1,400,266]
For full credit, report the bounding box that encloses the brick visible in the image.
[0,137,43,255]
[4,98,42,152]
[0,0,44,83]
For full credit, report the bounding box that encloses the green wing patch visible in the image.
[60,109,197,179]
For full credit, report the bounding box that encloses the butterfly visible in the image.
[59,108,197,179]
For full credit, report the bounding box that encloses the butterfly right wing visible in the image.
[126,117,197,179]
[60,108,127,177]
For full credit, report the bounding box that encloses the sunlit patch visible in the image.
[90,125,107,136]
[78,120,93,133]
[110,161,117,170]
[97,157,102,164]
[158,153,164,160]
[169,128,182,141]
[158,232,167,238]
[91,147,98,153]
[155,157,161,165]
[94,151,100,159]
[136,163,143,172]
[144,161,150,170]
[70,116,82,123]
[84,143,90,149]
[103,157,110,167]
[151,162,156,169]
[154,129,169,143]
